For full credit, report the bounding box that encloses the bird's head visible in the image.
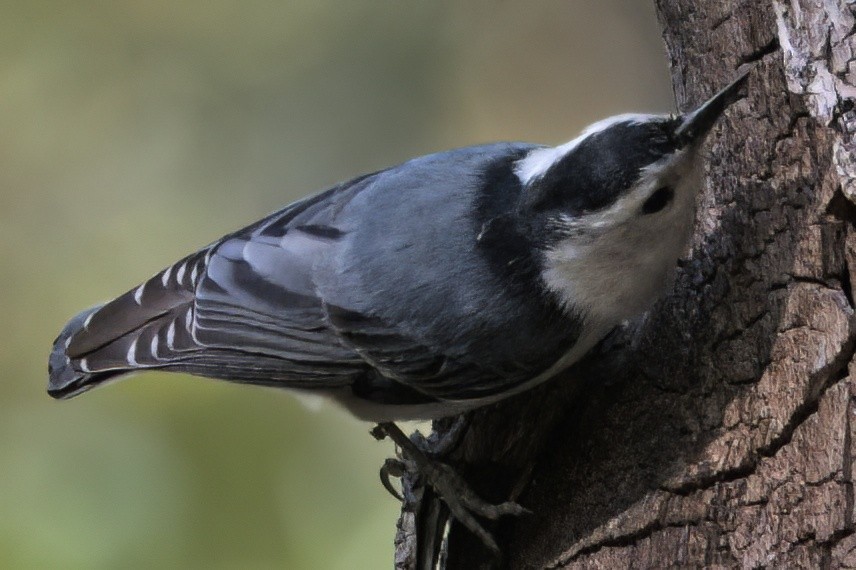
[515,71,749,321]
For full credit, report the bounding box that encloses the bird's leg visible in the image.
[412,414,469,457]
[372,420,529,558]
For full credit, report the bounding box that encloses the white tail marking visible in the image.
[133,283,145,305]
[127,339,139,366]
[186,306,201,344]
[166,322,176,349]
[176,262,187,286]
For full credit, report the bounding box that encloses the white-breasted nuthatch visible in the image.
[48,72,748,425]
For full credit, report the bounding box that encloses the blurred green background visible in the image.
[1,1,672,568]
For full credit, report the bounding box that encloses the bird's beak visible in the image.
[674,68,750,147]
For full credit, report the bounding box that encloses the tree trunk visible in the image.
[394,1,856,567]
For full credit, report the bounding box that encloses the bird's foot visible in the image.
[372,420,529,557]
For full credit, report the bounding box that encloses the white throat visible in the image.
[541,164,701,324]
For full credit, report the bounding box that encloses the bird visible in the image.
[48,70,748,556]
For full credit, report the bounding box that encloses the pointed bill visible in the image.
[675,68,751,146]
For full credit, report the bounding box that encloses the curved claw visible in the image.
[379,457,406,501]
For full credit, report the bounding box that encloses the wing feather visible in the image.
[52,143,583,409]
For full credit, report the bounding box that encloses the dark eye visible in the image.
[641,187,674,214]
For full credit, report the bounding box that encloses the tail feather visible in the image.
[48,251,208,399]
[75,311,194,370]
[47,243,358,399]
[66,252,205,357]
[48,213,372,399]
[48,304,118,399]
[48,297,349,399]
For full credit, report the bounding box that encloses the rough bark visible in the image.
[393,1,856,567]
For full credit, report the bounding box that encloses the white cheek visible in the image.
[543,190,698,323]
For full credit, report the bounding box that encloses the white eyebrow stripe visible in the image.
[515,143,578,186]
[515,113,658,186]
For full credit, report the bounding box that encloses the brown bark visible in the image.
[394,1,856,567]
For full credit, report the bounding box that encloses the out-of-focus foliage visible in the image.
[0,1,671,568]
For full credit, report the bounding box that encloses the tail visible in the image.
[49,304,109,398]
[47,251,206,399]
